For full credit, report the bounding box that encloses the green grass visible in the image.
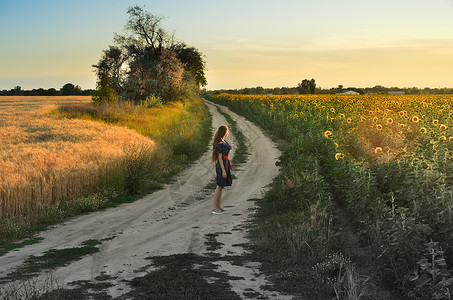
[34,236,248,300]
[118,253,241,300]
[34,280,114,300]
[0,240,102,283]
[204,232,232,252]
[0,237,44,257]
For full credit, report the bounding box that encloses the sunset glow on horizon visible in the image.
[1,0,452,90]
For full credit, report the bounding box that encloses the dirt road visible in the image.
[0,101,289,299]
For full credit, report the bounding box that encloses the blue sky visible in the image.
[1,0,452,90]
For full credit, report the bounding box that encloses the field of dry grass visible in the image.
[0,96,155,217]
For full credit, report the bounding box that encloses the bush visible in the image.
[92,74,118,105]
[123,143,159,194]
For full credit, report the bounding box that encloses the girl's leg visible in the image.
[214,186,223,211]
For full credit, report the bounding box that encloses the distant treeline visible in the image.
[208,85,453,95]
[0,83,94,96]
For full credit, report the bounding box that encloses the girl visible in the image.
[211,125,232,214]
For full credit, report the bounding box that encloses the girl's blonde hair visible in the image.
[211,125,228,163]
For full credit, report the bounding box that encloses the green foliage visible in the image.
[60,83,82,95]
[92,73,118,105]
[297,78,316,94]
[174,43,207,87]
[206,94,453,298]
[58,192,110,214]
[0,240,101,283]
[122,143,157,194]
[406,241,453,300]
[140,94,162,108]
[93,6,207,104]
[120,253,241,300]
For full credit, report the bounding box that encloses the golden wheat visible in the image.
[0,96,155,217]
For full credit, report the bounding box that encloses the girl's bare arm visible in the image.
[218,152,227,177]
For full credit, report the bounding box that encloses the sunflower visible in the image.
[412,116,419,123]
[339,114,345,119]
[439,124,447,131]
[324,130,333,138]
[373,117,378,122]
[387,118,393,124]
[376,124,383,130]
[420,127,427,134]
[335,153,344,160]
[433,119,439,126]
[375,147,383,154]
[347,118,352,123]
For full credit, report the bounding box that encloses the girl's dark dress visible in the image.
[214,140,232,187]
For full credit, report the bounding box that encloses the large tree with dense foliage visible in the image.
[297,78,316,94]
[92,6,207,105]
[60,83,82,95]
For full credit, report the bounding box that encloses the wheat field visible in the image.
[0,96,155,217]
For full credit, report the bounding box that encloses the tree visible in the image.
[48,88,58,96]
[74,85,82,95]
[92,73,118,104]
[124,5,174,55]
[297,78,316,94]
[92,6,206,105]
[173,43,207,87]
[12,86,22,95]
[60,83,76,95]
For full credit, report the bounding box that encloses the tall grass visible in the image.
[55,99,209,160]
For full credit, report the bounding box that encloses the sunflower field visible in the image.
[207,94,453,299]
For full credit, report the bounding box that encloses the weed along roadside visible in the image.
[0,99,291,299]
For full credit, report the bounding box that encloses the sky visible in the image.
[1,0,452,91]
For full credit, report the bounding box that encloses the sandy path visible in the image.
[0,101,290,299]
